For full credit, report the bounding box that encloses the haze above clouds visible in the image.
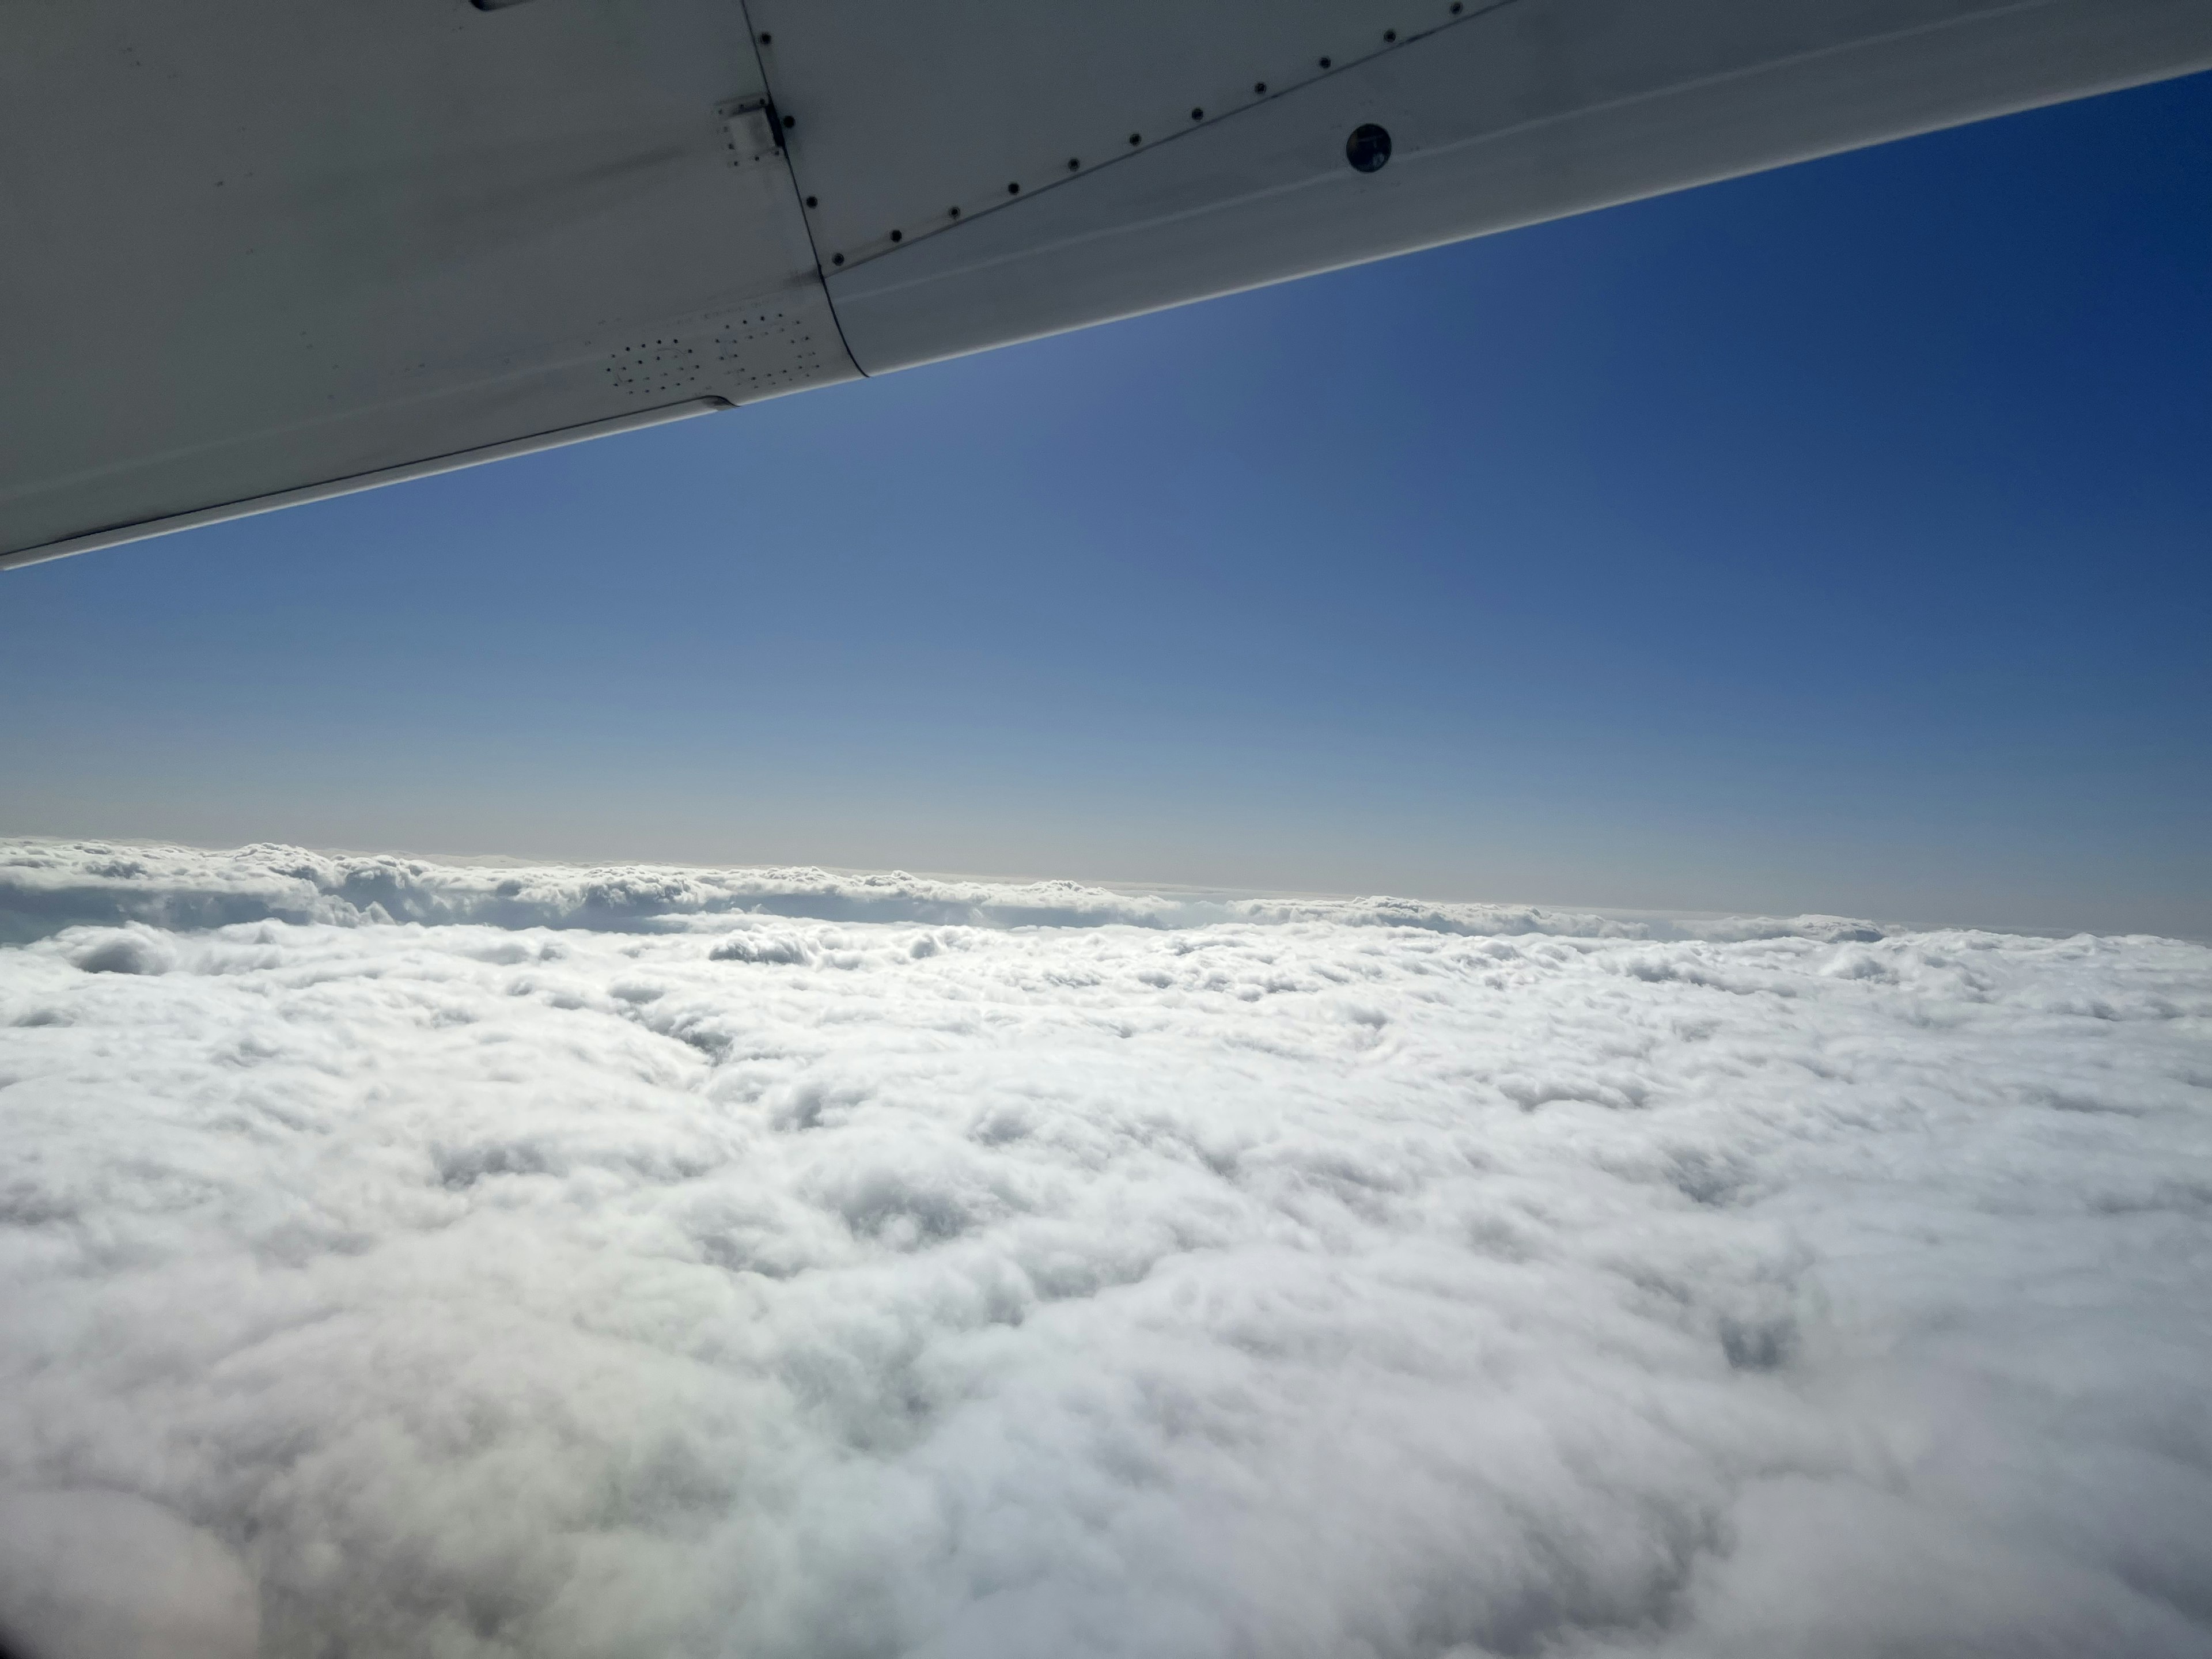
[1,839,2207,1657]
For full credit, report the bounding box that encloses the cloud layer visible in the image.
[1,840,2207,1658]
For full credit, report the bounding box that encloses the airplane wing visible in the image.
[4,0,2208,569]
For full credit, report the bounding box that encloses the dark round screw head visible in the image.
[1007,181,1020,194]
[1384,28,1397,41]
[1067,157,1080,171]
[831,252,843,265]
[804,195,817,207]
[889,229,902,242]
[1128,132,1141,145]
[1319,56,1332,68]
[757,31,770,43]
[781,114,794,128]
[1191,107,1203,120]
[1254,81,1267,93]
[1346,123,1392,173]
[1451,3,1463,12]
[949,205,960,217]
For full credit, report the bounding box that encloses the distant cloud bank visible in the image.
[0,838,1893,945]
[1,840,2207,1658]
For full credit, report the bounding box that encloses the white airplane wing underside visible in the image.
[3,0,2209,568]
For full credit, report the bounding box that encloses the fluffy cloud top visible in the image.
[0,840,2207,1658]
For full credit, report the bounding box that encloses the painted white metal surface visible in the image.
[747,0,1423,271]
[5,0,2210,569]
[0,0,853,564]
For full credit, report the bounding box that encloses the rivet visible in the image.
[1068,157,1080,171]
[1451,2,1462,10]
[890,229,902,241]
[781,114,795,128]
[1384,28,1397,40]
[1128,132,1141,145]
[758,31,770,43]
[805,195,817,207]
[1007,181,1020,194]
[832,253,844,265]
[1319,56,1332,67]
[949,206,960,217]
[1254,81,1267,93]
[1191,107,1203,120]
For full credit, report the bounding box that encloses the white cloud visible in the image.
[0,839,2207,1658]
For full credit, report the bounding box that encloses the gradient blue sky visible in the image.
[4,73,2207,935]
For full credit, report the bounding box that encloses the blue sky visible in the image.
[4,72,2207,935]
